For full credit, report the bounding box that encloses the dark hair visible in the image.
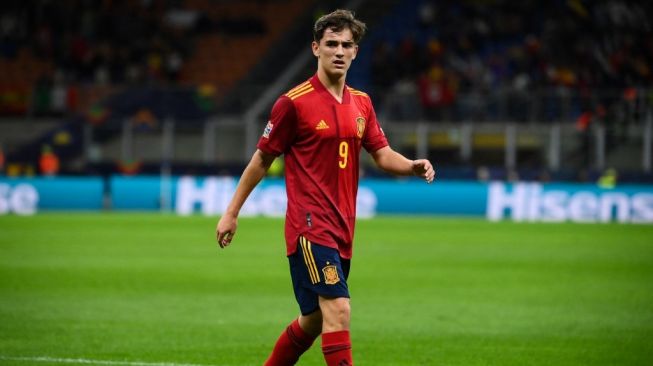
[313,9,367,44]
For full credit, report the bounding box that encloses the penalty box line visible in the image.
[0,355,226,366]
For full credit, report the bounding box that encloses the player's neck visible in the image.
[316,69,346,103]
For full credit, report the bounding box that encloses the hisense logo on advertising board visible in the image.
[487,182,653,223]
[0,183,38,215]
[175,176,286,216]
[175,176,378,218]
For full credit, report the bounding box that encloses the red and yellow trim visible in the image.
[300,236,320,284]
[347,86,369,98]
[286,82,315,100]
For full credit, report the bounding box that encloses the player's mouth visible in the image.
[333,59,346,68]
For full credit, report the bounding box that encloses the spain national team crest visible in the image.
[322,264,340,285]
[356,117,365,139]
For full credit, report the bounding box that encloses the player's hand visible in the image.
[412,159,435,184]
[216,213,238,249]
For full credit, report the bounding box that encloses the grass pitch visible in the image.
[1,214,652,366]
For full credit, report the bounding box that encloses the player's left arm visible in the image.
[370,146,435,183]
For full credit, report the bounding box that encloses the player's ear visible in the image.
[352,44,359,60]
[312,41,319,57]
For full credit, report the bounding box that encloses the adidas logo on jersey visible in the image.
[315,120,330,130]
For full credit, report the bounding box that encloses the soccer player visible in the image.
[215,9,435,366]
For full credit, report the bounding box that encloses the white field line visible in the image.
[0,355,226,366]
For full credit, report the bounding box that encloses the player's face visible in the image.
[312,27,358,78]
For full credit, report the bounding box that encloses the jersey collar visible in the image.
[310,74,351,105]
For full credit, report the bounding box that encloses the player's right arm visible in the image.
[216,149,276,248]
[216,95,296,248]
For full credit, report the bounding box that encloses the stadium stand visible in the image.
[0,0,316,175]
[350,0,653,122]
[0,0,651,182]
[346,0,653,182]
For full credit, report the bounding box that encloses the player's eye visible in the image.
[342,42,354,48]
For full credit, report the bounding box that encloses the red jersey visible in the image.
[257,74,388,259]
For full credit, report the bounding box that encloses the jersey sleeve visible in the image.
[362,101,389,153]
[257,96,297,156]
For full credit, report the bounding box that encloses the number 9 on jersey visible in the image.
[338,141,348,169]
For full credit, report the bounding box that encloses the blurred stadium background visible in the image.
[0,0,651,181]
[2,1,653,366]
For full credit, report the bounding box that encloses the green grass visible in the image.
[1,214,653,365]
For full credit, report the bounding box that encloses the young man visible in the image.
[216,9,435,366]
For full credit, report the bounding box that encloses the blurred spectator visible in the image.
[417,63,456,121]
[597,168,618,189]
[39,144,59,176]
[50,71,68,116]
